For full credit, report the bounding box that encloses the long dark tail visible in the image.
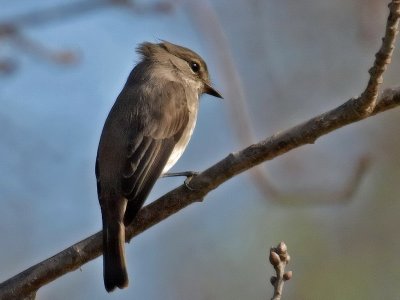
[102,208,129,292]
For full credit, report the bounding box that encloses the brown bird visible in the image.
[95,41,222,292]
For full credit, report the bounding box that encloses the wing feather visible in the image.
[119,81,189,224]
[97,78,189,224]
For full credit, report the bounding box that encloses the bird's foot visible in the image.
[161,171,199,191]
[161,171,199,178]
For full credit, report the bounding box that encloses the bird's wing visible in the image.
[120,81,189,224]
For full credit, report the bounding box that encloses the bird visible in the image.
[95,41,222,292]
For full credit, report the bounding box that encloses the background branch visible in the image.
[0,0,172,71]
[265,154,372,206]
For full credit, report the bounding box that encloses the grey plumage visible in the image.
[95,41,221,292]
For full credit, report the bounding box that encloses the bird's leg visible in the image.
[161,171,199,191]
[161,171,199,178]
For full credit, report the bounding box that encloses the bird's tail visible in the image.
[102,214,129,292]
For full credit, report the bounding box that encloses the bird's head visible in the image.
[137,41,222,98]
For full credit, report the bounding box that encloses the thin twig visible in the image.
[356,0,400,114]
[269,242,292,300]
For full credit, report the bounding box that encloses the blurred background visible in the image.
[1,0,400,299]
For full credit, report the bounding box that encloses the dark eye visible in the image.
[190,61,200,73]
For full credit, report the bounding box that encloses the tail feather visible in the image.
[103,219,129,292]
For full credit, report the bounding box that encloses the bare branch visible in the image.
[356,0,400,114]
[338,154,371,200]
[10,32,79,65]
[269,242,292,300]
[0,0,173,31]
[0,0,172,68]
[266,155,372,206]
[0,1,399,299]
[0,59,17,75]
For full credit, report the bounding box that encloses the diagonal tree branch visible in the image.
[0,1,399,299]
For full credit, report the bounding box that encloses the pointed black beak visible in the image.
[204,83,223,99]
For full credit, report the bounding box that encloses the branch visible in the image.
[0,0,172,28]
[355,0,400,114]
[268,154,372,206]
[0,1,399,299]
[10,32,79,65]
[0,0,173,70]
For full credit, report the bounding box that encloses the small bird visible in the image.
[95,41,222,292]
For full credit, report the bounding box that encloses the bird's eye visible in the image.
[190,61,200,73]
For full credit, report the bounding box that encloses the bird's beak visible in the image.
[204,83,223,99]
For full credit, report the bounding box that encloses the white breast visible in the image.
[162,95,199,174]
